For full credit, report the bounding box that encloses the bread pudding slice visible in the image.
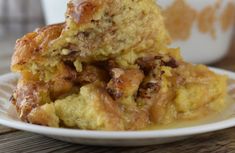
[10,0,227,130]
[12,0,170,80]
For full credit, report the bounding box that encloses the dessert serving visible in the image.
[10,0,227,130]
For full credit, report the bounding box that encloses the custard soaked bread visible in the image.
[11,0,227,130]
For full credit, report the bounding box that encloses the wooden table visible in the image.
[0,37,234,153]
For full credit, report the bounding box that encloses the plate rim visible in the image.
[0,67,235,140]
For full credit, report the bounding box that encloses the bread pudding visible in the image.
[10,0,227,130]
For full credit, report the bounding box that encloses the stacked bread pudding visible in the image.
[10,0,227,130]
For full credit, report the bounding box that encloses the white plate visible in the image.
[0,68,235,146]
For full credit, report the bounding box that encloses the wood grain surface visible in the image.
[0,35,234,153]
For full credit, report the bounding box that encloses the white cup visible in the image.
[158,0,235,64]
[41,0,67,25]
[41,0,235,64]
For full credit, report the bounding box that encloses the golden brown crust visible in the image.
[11,79,50,121]
[11,23,64,71]
[67,0,103,24]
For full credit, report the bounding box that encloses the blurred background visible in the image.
[0,0,44,74]
[0,0,234,75]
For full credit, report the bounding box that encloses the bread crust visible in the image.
[67,0,103,24]
[11,23,64,71]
